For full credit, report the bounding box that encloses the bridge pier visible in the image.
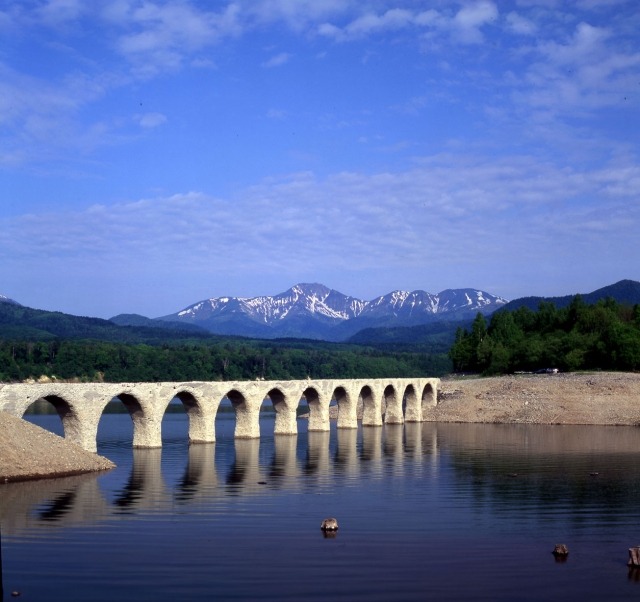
[335,385,358,429]
[361,385,383,427]
[404,384,421,423]
[304,386,331,432]
[270,385,298,436]
[66,405,103,453]
[384,383,404,424]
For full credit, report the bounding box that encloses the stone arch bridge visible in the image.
[0,377,440,453]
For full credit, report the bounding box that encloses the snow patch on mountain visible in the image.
[160,283,507,340]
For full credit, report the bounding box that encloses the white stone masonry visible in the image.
[0,378,440,452]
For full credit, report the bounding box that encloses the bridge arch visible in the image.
[26,393,78,440]
[403,384,420,422]
[303,386,330,432]
[360,385,382,427]
[170,388,217,444]
[225,388,260,439]
[333,386,357,429]
[21,387,106,452]
[421,381,438,413]
[384,384,403,424]
[104,390,162,449]
[264,387,297,436]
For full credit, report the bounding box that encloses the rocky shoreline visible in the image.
[0,412,114,483]
[428,371,640,425]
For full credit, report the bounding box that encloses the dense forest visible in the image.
[0,338,451,383]
[450,296,640,375]
[4,292,640,383]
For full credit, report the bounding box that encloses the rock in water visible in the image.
[320,517,339,531]
[552,544,569,557]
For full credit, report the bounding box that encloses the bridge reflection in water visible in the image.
[5,421,640,539]
[6,423,640,537]
[0,422,437,536]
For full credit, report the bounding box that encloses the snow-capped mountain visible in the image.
[157,283,507,341]
[175,283,365,324]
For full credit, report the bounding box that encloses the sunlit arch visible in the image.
[384,384,403,424]
[303,386,328,432]
[224,388,259,439]
[332,386,357,429]
[360,385,381,426]
[107,392,159,448]
[170,389,217,444]
[264,387,297,436]
[403,384,420,422]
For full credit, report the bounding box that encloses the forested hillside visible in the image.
[0,297,453,382]
[0,338,451,382]
[450,296,640,375]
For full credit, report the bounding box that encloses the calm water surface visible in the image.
[4,410,640,601]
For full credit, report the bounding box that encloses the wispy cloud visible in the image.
[136,112,167,128]
[2,154,639,314]
[262,52,291,68]
[2,1,639,315]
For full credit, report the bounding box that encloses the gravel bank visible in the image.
[0,412,115,483]
[428,371,640,425]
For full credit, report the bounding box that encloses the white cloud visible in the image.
[342,9,414,37]
[137,112,167,128]
[517,20,640,115]
[0,62,126,164]
[240,0,352,31]
[318,2,498,44]
[262,52,291,68]
[505,11,537,36]
[452,1,498,43]
[2,154,639,314]
[114,2,243,75]
[36,0,86,26]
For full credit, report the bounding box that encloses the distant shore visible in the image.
[426,371,640,426]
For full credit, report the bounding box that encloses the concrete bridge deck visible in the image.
[0,377,440,452]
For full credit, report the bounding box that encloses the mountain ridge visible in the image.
[499,279,640,312]
[156,282,508,341]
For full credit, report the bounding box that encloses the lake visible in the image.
[3,409,640,601]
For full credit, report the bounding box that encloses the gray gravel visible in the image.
[0,411,115,483]
[431,371,640,425]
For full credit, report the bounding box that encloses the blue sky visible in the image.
[2,0,639,318]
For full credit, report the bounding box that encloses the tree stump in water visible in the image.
[628,546,640,567]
